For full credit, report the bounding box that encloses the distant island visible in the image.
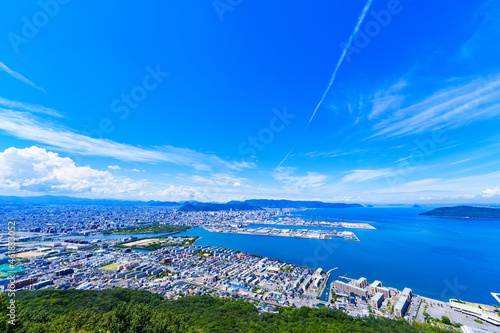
[228,199,363,209]
[412,204,422,208]
[420,206,500,219]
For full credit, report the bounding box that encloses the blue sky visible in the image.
[0,0,499,203]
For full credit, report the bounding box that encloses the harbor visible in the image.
[204,226,359,241]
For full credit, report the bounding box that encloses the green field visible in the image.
[115,236,199,251]
[101,224,190,235]
[99,262,120,271]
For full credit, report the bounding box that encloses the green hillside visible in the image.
[0,289,453,332]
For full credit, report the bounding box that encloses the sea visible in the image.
[175,206,500,305]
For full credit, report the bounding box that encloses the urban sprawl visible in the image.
[1,205,499,332]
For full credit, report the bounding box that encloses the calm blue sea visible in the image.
[177,206,500,305]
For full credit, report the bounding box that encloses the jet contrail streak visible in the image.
[308,0,373,124]
[0,61,46,93]
[274,0,373,171]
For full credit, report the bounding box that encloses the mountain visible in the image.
[413,204,422,208]
[178,203,262,212]
[0,195,153,206]
[0,196,362,209]
[150,201,181,206]
[420,206,500,219]
[228,199,363,209]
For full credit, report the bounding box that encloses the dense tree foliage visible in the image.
[0,289,453,332]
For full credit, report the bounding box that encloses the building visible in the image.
[10,278,38,289]
[376,287,391,298]
[354,277,368,288]
[402,287,413,301]
[31,280,53,290]
[55,268,74,277]
[334,280,368,298]
[369,280,382,294]
[394,295,409,317]
[370,292,384,309]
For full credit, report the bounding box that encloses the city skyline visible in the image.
[1,0,500,203]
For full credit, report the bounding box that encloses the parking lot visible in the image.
[422,297,500,332]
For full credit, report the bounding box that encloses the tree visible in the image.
[441,316,451,325]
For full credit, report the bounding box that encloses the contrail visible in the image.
[308,0,373,124]
[275,0,373,171]
[0,61,46,93]
[275,147,294,170]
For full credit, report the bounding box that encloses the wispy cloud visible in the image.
[373,171,500,194]
[294,148,369,159]
[0,96,62,117]
[0,108,250,172]
[368,79,407,120]
[450,158,470,165]
[308,0,373,124]
[0,61,46,93]
[370,74,500,138]
[341,168,392,183]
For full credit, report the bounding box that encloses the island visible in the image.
[420,206,500,219]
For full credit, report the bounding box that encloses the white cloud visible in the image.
[480,187,500,198]
[274,167,327,190]
[108,165,121,170]
[0,61,46,93]
[0,146,143,197]
[0,108,250,172]
[341,168,392,183]
[370,73,500,138]
[190,174,248,188]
